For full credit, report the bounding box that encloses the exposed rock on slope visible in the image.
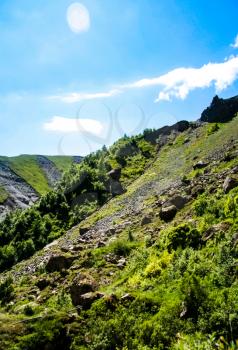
[201,95,238,123]
[36,155,61,186]
[0,160,37,217]
[0,155,82,218]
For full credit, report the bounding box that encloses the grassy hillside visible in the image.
[0,186,9,204]
[8,155,51,195]
[47,155,74,173]
[0,112,238,349]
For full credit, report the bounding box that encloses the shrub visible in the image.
[207,123,220,135]
[0,275,14,305]
[166,224,201,251]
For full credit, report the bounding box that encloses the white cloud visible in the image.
[43,116,104,135]
[231,34,238,49]
[123,56,238,102]
[49,89,121,103]
[67,2,90,33]
[48,56,238,105]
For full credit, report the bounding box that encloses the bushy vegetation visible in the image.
[0,133,157,271]
[0,185,9,204]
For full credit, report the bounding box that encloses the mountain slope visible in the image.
[0,155,83,218]
[0,97,238,349]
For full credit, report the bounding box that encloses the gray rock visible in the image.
[117,257,126,269]
[166,195,190,210]
[141,215,152,226]
[108,179,124,196]
[70,277,97,306]
[78,292,105,310]
[223,176,238,193]
[193,161,208,170]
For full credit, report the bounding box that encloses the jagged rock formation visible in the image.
[201,95,238,123]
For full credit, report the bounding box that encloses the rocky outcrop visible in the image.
[107,168,124,196]
[201,95,238,123]
[46,254,75,272]
[223,176,238,193]
[144,120,190,144]
[69,276,101,309]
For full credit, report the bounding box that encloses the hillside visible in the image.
[0,96,238,349]
[0,155,82,218]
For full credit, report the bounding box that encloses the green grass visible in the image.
[8,155,50,195]
[46,156,74,173]
[0,186,8,204]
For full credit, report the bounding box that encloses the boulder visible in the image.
[70,277,97,306]
[141,215,152,226]
[109,179,124,196]
[201,95,238,123]
[223,176,238,193]
[193,161,208,170]
[46,255,74,272]
[159,205,177,222]
[117,257,127,269]
[79,226,90,235]
[120,293,135,303]
[107,168,121,181]
[35,278,50,290]
[78,292,105,310]
[191,186,205,198]
[166,195,190,210]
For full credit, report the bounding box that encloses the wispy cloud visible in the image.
[123,55,238,102]
[43,116,104,135]
[48,56,238,105]
[231,34,238,49]
[49,89,121,103]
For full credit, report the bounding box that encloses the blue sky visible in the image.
[0,0,238,156]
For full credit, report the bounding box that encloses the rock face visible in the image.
[223,176,238,193]
[201,95,238,123]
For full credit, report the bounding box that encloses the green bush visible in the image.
[166,224,201,251]
[0,275,14,305]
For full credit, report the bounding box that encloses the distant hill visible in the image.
[0,155,83,218]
